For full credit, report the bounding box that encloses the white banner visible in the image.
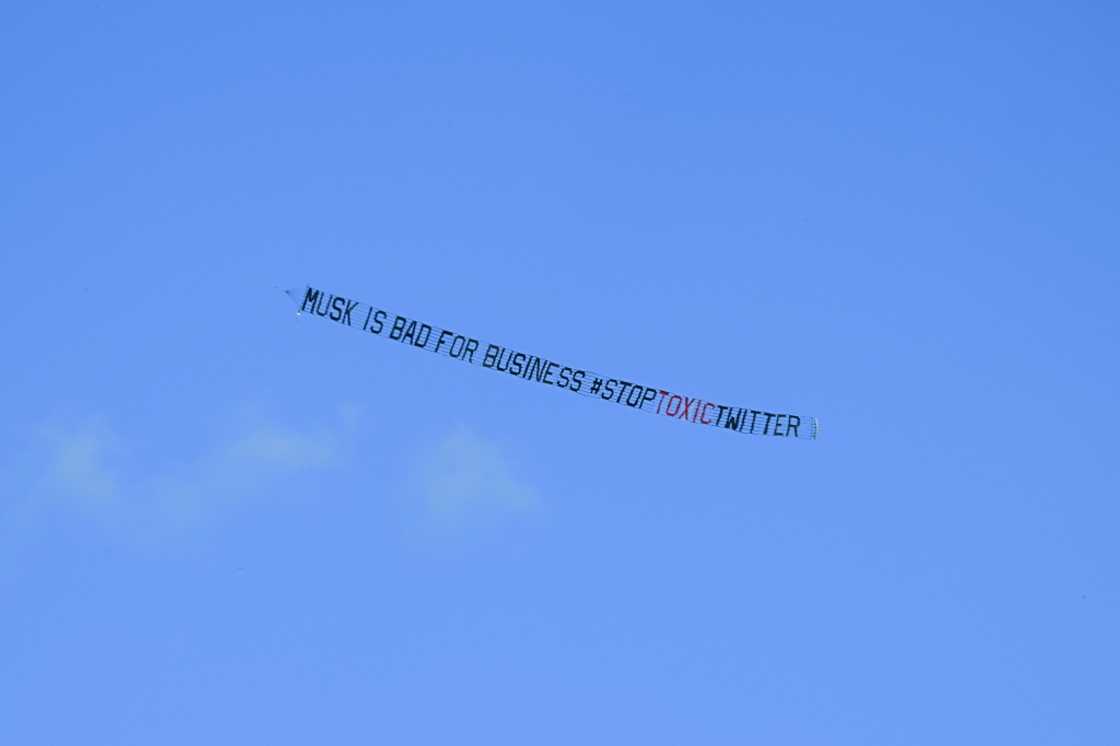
[289,285,819,441]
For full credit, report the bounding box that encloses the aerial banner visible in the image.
[288,285,819,441]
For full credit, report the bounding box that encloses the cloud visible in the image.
[420,425,538,519]
[37,406,356,539]
[45,421,120,504]
[226,425,335,469]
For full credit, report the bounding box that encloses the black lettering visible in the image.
[570,370,585,392]
[463,338,479,363]
[416,324,432,348]
[543,361,558,385]
[510,352,526,376]
[640,388,657,409]
[496,348,512,372]
[626,385,644,407]
[450,335,466,358]
[602,379,616,401]
[716,404,729,427]
[557,366,571,388]
[726,408,741,431]
[329,296,347,322]
[301,288,321,314]
[772,414,786,437]
[483,343,500,368]
[435,329,453,354]
[390,315,407,340]
[343,300,358,326]
[370,310,386,334]
[762,412,775,435]
[749,409,761,433]
[401,319,418,345]
[787,415,801,438]
[615,381,633,404]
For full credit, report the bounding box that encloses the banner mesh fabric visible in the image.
[291,286,819,441]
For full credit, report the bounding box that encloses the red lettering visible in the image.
[700,402,713,424]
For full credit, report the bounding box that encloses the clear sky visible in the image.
[3,2,1118,743]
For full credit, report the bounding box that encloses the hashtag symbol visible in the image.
[590,377,603,395]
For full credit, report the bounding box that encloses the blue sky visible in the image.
[3,2,1118,742]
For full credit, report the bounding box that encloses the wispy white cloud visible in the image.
[34,409,537,545]
[420,425,538,519]
[37,405,358,539]
[45,421,120,504]
[226,425,336,469]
